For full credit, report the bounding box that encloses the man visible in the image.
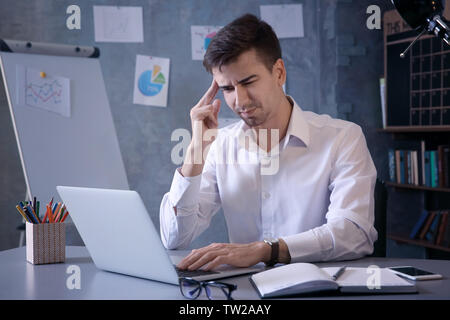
[160,14,377,271]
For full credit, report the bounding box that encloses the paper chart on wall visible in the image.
[133,55,170,107]
[16,65,71,118]
[191,25,223,60]
[260,4,304,39]
[93,5,144,43]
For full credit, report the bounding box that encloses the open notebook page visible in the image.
[321,267,416,293]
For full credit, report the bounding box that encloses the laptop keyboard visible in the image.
[175,266,220,278]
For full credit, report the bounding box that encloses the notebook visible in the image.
[249,263,417,298]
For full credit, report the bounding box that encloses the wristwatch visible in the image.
[263,238,279,267]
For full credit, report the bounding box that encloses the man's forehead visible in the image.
[211,49,267,83]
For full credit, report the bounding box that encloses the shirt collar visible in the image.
[284,96,310,148]
[232,95,310,153]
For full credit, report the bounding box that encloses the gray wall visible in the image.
[0,0,405,254]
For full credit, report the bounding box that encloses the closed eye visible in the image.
[220,81,255,92]
[219,74,258,92]
[221,86,234,92]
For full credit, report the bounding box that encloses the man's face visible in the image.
[212,49,285,128]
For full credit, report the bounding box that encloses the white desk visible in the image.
[1,246,449,300]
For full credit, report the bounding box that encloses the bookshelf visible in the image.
[387,234,450,253]
[378,126,450,133]
[385,181,450,193]
[382,10,450,257]
[380,130,450,255]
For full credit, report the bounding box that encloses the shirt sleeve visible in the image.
[282,124,378,263]
[159,140,222,249]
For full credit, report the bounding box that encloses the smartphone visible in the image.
[388,266,443,281]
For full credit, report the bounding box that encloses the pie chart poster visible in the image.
[133,54,170,107]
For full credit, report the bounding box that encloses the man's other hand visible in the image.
[176,242,270,271]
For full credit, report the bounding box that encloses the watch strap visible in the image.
[264,239,279,266]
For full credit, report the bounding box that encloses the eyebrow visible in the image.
[218,74,258,90]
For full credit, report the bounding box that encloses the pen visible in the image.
[332,266,347,281]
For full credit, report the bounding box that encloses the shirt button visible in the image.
[263,192,271,199]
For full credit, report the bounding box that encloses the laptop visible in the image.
[56,186,261,285]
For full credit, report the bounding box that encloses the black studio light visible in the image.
[392,0,450,57]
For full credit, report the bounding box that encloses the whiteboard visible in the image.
[0,51,129,203]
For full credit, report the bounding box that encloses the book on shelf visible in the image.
[388,143,450,188]
[388,149,395,182]
[249,263,416,298]
[436,211,448,246]
[438,145,450,188]
[425,151,431,187]
[379,78,387,129]
[441,212,450,247]
[430,151,438,187]
[409,210,429,239]
[419,211,437,240]
[421,140,426,186]
[444,147,450,187]
[407,151,412,184]
[425,212,442,243]
[410,210,450,246]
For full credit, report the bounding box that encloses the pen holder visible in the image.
[25,222,66,264]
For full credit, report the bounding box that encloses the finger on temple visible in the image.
[201,79,219,105]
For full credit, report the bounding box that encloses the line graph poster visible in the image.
[93,5,144,43]
[133,55,170,107]
[16,65,71,117]
[191,26,222,60]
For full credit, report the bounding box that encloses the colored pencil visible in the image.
[33,197,37,214]
[23,206,37,223]
[47,205,53,223]
[42,205,50,223]
[15,197,67,224]
[19,203,35,223]
[60,211,69,222]
[53,202,62,222]
[26,204,41,224]
[55,205,65,222]
[36,201,40,221]
[15,205,31,223]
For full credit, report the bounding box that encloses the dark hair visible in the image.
[203,14,282,73]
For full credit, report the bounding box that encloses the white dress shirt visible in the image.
[160,96,378,263]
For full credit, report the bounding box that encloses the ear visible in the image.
[272,58,286,87]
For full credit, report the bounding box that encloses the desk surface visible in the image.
[1,246,449,300]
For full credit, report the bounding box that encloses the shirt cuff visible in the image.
[168,167,202,208]
[282,227,334,263]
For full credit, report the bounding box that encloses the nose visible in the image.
[235,85,250,109]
